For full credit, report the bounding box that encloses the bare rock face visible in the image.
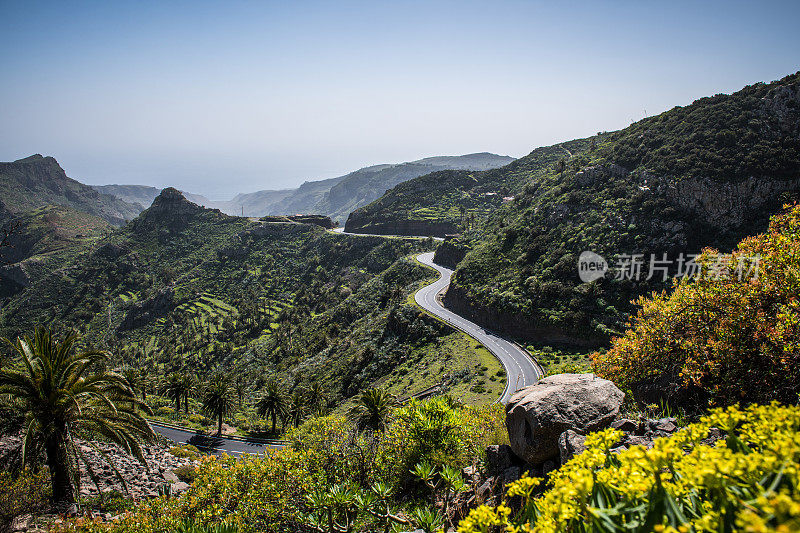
[505,374,624,464]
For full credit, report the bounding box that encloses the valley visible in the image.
[1,33,800,531]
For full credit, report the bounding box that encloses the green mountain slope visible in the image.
[0,205,111,297]
[0,155,142,225]
[0,188,497,405]
[440,71,800,346]
[314,153,515,223]
[344,141,593,236]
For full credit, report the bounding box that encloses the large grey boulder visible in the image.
[506,373,624,463]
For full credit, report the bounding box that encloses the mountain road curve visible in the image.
[413,251,542,403]
[149,229,541,453]
[333,227,541,402]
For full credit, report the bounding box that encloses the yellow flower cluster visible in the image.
[458,403,800,533]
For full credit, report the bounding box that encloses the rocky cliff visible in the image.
[442,283,605,347]
[0,155,141,226]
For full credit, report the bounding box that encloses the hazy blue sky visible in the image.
[1,1,799,199]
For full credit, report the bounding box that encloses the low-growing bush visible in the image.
[169,444,202,459]
[187,414,210,426]
[155,406,175,417]
[0,468,50,531]
[80,490,133,514]
[459,403,800,532]
[173,465,198,484]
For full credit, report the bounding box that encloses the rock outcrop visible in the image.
[505,374,624,463]
[443,283,605,347]
[557,430,587,464]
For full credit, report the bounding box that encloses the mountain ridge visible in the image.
[0,155,141,226]
[348,71,800,346]
[92,152,514,221]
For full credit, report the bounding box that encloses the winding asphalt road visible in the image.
[149,228,541,453]
[149,421,284,457]
[414,252,542,403]
[333,227,541,401]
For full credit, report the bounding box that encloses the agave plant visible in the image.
[303,481,410,533]
[0,328,154,506]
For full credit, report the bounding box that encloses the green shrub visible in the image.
[155,406,175,417]
[0,469,50,530]
[187,414,210,426]
[169,444,202,459]
[80,490,133,514]
[174,519,237,532]
[173,465,197,484]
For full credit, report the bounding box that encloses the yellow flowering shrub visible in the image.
[593,204,800,406]
[55,398,507,533]
[458,403,800,533]
[54,449,323,533]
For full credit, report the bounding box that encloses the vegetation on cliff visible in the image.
[442,72,800,345]
[593,203,800,407]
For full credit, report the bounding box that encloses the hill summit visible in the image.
[0,155,141,226]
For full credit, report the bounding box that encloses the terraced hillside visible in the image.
[0,188,499,406]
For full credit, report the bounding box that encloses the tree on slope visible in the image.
[161,373,185,415]
[286,389,308,427]
[255,379,287,435]
[349,388,397,431]
[0,328,154,506]
[202,379,236,435]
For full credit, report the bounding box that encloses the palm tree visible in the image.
[122,367,148,402]
[179,374,194,414]
[162,373,184,415]
[0,328,154,506]
[348,388,397,431]
[231,370,250,408]
[286,390,308,427]
[201,379,235,435]
[307,381,328,417]
[255,379,287,435]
